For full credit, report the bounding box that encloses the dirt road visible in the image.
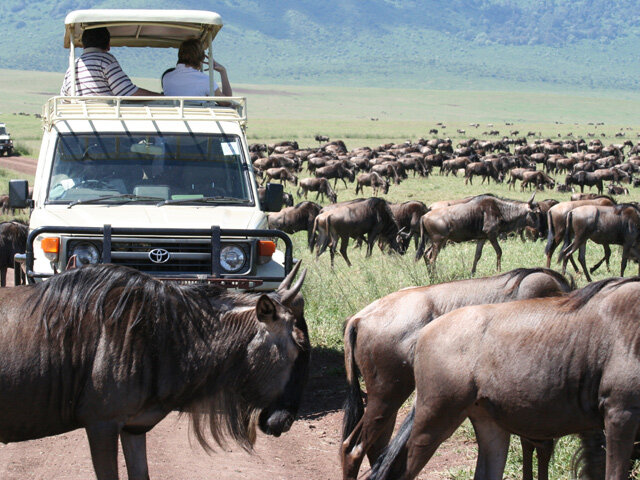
[0,155,473,479]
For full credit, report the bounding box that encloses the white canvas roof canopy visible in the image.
[63,9,223,95]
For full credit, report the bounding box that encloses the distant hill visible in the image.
[2,0,639,91]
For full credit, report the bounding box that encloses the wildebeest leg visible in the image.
[603,408,639,480]
[577,244,592,282]
[536,440,554,480]
[342,178,349,189]
[0,267,5,287]
[121,431,150,480]
[403,406,468,480]
[521,438,535,480]
[471,414,510,480]
[590,244,611,274]
[489,236,502,272]
[86,423,120,480]
[339,236,352,267]
[471,240,486,275]
[342,401,402,480]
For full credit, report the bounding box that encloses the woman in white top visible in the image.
[162,38,232,96]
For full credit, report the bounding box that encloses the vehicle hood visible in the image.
[30,205,268,231]
[0,135,10,141]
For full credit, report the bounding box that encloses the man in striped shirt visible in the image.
[61,27,160,97]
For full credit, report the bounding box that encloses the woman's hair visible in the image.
[178,38,205,67]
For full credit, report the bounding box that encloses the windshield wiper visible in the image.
[67,194,166,208]
[156,196,251,207]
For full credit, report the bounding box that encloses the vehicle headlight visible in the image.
[220,245,246,273]
[70,242,101,266]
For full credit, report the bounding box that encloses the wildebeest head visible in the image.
[257,262,310,437]
[381,179,390,194]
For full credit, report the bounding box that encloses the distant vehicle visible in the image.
[0,123,14,157]
[10,9,292,289]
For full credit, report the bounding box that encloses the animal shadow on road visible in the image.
[298,346,347,420]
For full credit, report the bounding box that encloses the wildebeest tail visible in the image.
[544,210,555,257]
[341,320,365,445]
[415,218,428,261]
[368,407,415,480]
[559,210,574,263]
[309,215,319,252]
[571,431,606,480]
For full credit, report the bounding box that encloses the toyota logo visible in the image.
[148,248,171,264]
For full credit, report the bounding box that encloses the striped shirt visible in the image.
[60,48,138,97]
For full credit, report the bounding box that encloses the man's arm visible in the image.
[212,60,232,96]
[132,87,162,97]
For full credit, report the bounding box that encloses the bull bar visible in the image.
[15,225,293,287]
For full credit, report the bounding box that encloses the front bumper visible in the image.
[17,225,293,289]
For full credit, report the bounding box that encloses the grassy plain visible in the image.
[2,69,640,478]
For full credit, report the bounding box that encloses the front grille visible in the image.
[67,236,252,275]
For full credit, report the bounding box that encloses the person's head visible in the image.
[82,27,110,51]
[178,38,205,68]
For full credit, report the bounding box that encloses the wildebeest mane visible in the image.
[499,268,572,295]
[27,264,272,451]
[562,277,640,311]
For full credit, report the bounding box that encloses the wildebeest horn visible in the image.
[528,191,536,205]
[277,260,302,294]
[280,268,307,305]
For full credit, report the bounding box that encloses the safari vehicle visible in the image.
[0,123,14,156]
[11,9,291,290]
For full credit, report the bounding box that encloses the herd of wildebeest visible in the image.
[5,133,640,480]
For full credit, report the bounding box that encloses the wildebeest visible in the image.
[389,201,429,250]
[296,177,338,203]
[311,198,404,267]
[559,204,640,281]
[608,183,629,195]
[369,277,640,480]
[355,172,390,196]
[262,167,298,187]
[415,194,539,274]
[565,171,604,194]
[341,269,571,480]
[0,220,27,286]
[268,201,322,246]
[315,163,355,189]
[464,161,501,185]
[0,263,309,480]
[520,171,555,191]
[544,197,616,271]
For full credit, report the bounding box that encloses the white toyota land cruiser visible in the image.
[11,10,291,290]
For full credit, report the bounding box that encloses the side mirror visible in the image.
[9,179,29,209]
[261,183,284,212]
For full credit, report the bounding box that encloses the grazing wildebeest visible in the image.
[544,197,616,271]
[559,203,640,281]
[355,172,390,196]
[341,269,571,480]
[311,198,404,267]
[268,201,322,246]
[565,170,604,194]
[369,277,640,480]
[415,194,540,274]
[263,167,298,187]
[0,263,309,480]
[388,201,429,250]
[0,220,27,287]
[315,163,355,189]
[520,171,555,191]
[507,167,535,190]
[464,162,501,185]
[296,177,338,203]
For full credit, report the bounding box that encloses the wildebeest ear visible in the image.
[256,294,277,323]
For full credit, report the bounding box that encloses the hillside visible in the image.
[1,0,639,91]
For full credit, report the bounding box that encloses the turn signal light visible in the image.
[258,240,276,257]
[41,237,60,262]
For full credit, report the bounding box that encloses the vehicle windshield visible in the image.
[47,132,253,205]
[0,127,6,135]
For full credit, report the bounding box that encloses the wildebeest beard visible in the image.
[20,263,307,452]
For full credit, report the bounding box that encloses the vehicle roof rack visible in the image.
[42,96,247,130]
